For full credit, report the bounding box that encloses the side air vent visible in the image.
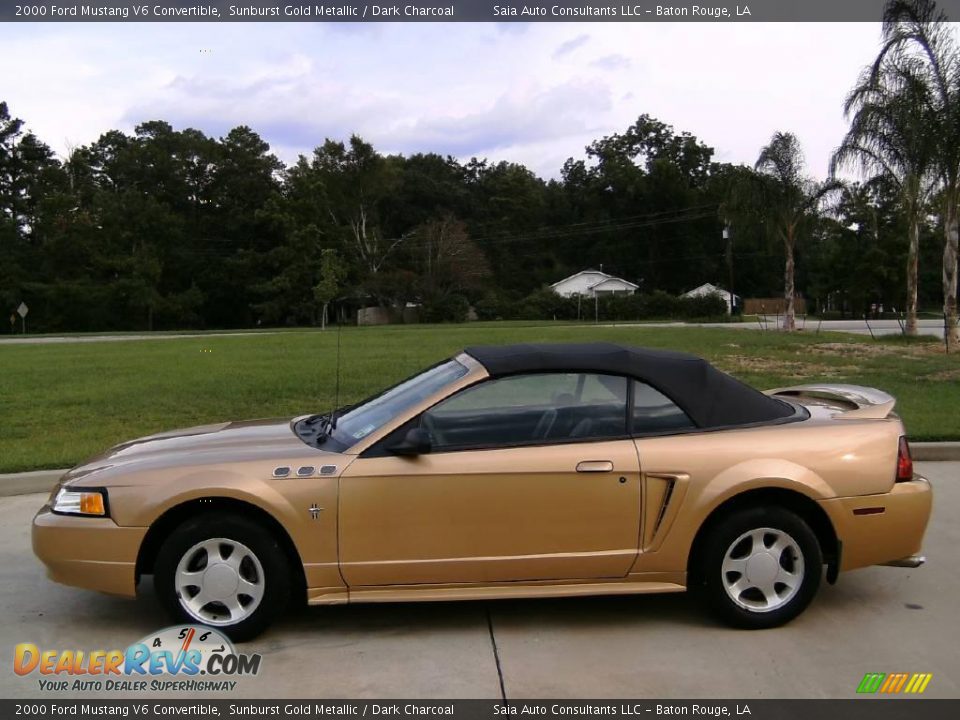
[652,479,676,537]
[643,471,689,550]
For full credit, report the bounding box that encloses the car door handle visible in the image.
[576,460,614,473]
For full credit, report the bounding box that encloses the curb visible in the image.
[0,443,957,499]
[911,442,960,462]
[0,469,63,498]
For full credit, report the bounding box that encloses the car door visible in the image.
[339,372,642,586]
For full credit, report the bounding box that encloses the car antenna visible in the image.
[330,310,343,428]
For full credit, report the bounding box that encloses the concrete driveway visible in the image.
[1,463,957,699]
[751,317,951,338]
[627,318,952,338]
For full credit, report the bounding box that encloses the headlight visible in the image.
[52,488,108,517]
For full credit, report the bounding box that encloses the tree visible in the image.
[204,126,283,327]
[875,0,960,347]
[755,132,841,330]
[555,115,723,296]
[832,55,939,334]
[0,102,71,323]
[411,215,489,319]
[807,182,906,317]
[314,248,346,329]
[465,160,548,292]
[311,136,402,278]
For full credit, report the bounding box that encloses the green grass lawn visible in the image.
[1,323,957,473]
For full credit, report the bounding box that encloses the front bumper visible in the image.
[32,506,147,597]
[820,475,933,571]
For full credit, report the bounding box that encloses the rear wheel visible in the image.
[154,513,291,641]
[695,507,822,629]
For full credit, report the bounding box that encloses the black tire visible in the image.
[154,513,292,642]
[693,506,822,629]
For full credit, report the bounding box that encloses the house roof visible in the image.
[551,269,636,290]
[683,283,740,299]
[550,269,611,288]
[589,277,639,290]
[463,342,796,429]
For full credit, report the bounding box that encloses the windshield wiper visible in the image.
[306,403,354,435]
[302,413,333,436]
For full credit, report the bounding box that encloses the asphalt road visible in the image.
[0,331,282,345]
[0,318,952,345]
[1,462,957,700]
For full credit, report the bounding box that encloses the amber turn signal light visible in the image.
[52,488,108,516]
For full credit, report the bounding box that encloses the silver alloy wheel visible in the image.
[721,527,804,613]
[174,538,265,626]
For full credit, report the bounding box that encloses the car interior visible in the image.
[419,372,695,449]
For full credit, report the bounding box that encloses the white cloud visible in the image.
[592,54,632,71]
[553,33,590,58]
[0,21,885,179]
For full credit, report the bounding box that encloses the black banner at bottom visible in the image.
[2,700,958,720]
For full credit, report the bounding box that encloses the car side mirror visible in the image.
[389,427,432,456]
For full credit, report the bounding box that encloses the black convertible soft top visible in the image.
[464,342,796,430]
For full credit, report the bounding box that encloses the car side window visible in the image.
[422,373,629,450]
[632,381,695,434]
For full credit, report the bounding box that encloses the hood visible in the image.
[62,417,333,485]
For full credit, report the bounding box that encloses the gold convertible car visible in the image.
[33,343,932,639]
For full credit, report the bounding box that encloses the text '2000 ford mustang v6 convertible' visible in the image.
[33,343,932,639]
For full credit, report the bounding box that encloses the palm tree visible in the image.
[755,132,840,331]
[832,56,939,335]
[875,0,960,348]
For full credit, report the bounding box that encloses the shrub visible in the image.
[681,292,728,318]
[421,293,470,323]
[474,289,521,321]
[514,288,730,322]
[638,290,681,318]
[518,288,579,320]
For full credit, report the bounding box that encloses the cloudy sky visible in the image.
[1,21,889,179]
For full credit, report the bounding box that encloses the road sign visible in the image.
[16,302,27,334]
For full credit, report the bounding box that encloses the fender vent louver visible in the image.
[652,479,676,537]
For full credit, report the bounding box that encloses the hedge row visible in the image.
[473,288,729,322]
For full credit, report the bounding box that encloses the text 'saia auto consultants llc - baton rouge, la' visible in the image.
[12,625,262,692]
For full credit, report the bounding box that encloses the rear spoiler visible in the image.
[764,383,896,420]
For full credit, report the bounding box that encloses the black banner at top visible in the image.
[0,700,959,720]
[3,0,960,23]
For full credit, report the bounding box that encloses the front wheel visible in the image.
[695,507,822,629]
[154,514,292,641]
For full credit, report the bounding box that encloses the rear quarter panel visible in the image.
[631,413,904,574]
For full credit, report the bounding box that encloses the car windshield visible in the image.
[330,359,469,445]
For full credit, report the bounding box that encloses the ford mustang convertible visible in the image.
[33,342,932,639]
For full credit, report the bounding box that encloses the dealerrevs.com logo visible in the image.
[13,625,262,692]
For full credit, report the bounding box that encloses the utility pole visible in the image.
[723,225,734,314]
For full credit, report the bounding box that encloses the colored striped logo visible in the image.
[857,672,933,694]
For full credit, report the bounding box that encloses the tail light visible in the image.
[896,436,914,482]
